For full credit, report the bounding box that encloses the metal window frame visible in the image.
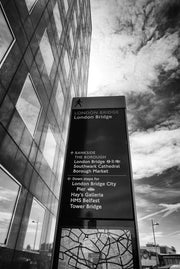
[16,73,42,138]
[25,0,39,14]
[0,164,21,246]
[39,28,54,76]
[23,196,46,252]
[0,2,16,69]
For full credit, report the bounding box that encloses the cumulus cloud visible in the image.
[88,0,180,97]
[130,128,180,179]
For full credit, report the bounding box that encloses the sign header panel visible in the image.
[72,96,126,109]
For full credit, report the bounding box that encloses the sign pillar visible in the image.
[54,96,141,269]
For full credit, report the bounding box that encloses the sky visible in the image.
[88,0,180,253]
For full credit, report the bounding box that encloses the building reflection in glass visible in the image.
[0,3,15,67]
[53,3,62,40]
[43,126,57,170]
[25,0,37,13]
[0,166,20,245]
[16,74,42,137]
[56,81,64,116]
[39,29,54,76]
[23,198,45,251]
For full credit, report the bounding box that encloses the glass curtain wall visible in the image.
[0,0,91,268]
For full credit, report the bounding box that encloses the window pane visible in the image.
[74,12,77,29]
[64,0,68,13]
[64,51,70,78]
[53,3,62,40]
[77,0,80,16]
[25,0,37,12]
[39,30,54,76]
[43,126,57,169]
[56,81,64,115]
[58,152,65,183]
[0,166,20,244]
[16,74,41,137]
[70,28,74,51]
[49,216,56,245]
[71,84,75,98]
[0,4,14,67]
[23,198,45,251]
[78,41,81,62]
[75,60,78,78]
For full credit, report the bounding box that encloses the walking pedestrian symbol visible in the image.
[75,98,82,107]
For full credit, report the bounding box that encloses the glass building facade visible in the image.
[0,0,92,268]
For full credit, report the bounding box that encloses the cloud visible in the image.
[127,94,180,133]
[139,203,180,221]
[155,0,180,35]
[88,0,180,97]
[139,231,163,246]
[135,193,153,208]
[0,187,18,201]
[159,203,180,217]
[0,212,11,222]
[0,195,11,202]
[167,230,180,237]
[135,183,180,200]
[138,208,167,221]
[88,33,179,96]
[139,233,154,245]
[135,196,158,220]
[130,128,180,179]
[88,0,180,251]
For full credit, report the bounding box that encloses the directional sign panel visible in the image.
[60,96,135,220]
[55,96,141,269]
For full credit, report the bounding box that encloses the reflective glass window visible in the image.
[77,0,80,16]
[75,61,78,78]
[16,74,41,137]
[78,41,81,62]
[39,29,54,76]
[23,198,45,251]
[48,216,56,245]
[0,4,15,68]
[0,165,20,245]
[71,84,75,98]
[80,30,83,43]
[64,51,70,78]
[56,81,64,116]
[74,12,77,29]
[25,0,38,12]
[64,0,68,13]
[58,153,65,183]
[62,102,71,142]
[43,126,57,169]
[70,28,74,51]
[53,3,62,40]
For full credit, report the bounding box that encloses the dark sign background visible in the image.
[60,108,134,220]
